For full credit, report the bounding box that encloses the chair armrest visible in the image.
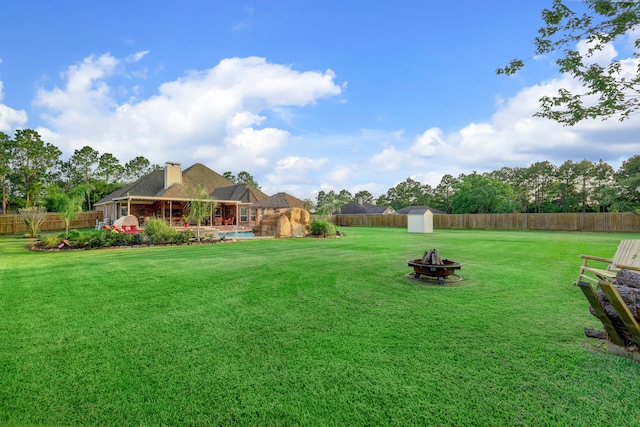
[615,263,640,272]
[580,254,613,264]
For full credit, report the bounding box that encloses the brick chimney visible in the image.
[164,162,182,189]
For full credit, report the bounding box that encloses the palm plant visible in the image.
[18,207,47,238]
[186,184,217,241]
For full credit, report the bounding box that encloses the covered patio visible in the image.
[105,195,252,228]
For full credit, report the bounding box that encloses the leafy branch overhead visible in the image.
[497,0,640,125]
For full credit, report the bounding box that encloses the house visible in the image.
[334,201,396,215]
[396,206,447,215]
[94,162,269,227]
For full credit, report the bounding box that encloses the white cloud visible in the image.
[32,54,343,171]
[127,51,149,63]
[10,39,640,203]
[577,37,618,67]
[0,82,28,132]
[262,156,329,197]
[364,70,640,190]
[370,146,408,172]
[409,128,444,157]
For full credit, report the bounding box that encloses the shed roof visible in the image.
[396,205,447,215]
[406,208,431,215]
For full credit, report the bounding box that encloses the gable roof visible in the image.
[335,201,396,215]
[211,184,268,203]
[253,192,306,209]
[182,163,235,193]
[94,169,165,205]
[95,163,267,206]
[396,205,447,215]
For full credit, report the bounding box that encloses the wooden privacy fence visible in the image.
[0,211,103,235]
[328,212,640,232]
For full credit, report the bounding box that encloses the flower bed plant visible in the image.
[32,221,223,251]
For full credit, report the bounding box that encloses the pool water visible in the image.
[219,231,255,239]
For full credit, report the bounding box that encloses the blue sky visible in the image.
[1,1,639,201]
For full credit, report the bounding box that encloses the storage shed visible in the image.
[407,208,433,233]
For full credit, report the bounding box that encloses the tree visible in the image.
[592,159,615,212]
[451,172,514,214]
[497,1,640,125]
[315,190,342,216]
[491,167,529,213]
[555,160,580,212]
[527,161,557,213]
[354,190,374,204]
[12,129,62,207]
[223,171,236,183]
[431,174,458,213]
[97,153,124,183]
[303,198,315,211]
[186,184,217,241]
[224,171,261,190]
[614,155,640,211]
[53,193,83,237]
[0,132,15,213]
[377,178,432,210]
[573,159,596,213]
[236,171,261,190]
[337,189,353,205]
[62,146,99,210]
[124,156,152,182]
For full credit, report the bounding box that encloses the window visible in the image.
[240,207,248,222]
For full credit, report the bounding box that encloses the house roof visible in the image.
[211,184,268,203]
[181,163,235,193]
[366,205,395,214]
[94,169,165,205]
[253,192,306,209]
[335,201,396,215]
[95,163,266,206]
[396,206,447,215]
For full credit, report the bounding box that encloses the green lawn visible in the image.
[1,227,640,426]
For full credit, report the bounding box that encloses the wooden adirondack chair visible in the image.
[576,240,640,285]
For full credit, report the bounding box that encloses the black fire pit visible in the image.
[407,249,462,285]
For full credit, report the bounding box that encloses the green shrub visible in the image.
[58,230,83,241]
[87,229,131,248]
[143,219,174,245]
[309,220,337,237]
[170,231,192,245]
[39,234,61,249]
[111,232,134,246]
[72,231,93,247]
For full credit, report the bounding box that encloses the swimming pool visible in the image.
[219,230,255,239]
